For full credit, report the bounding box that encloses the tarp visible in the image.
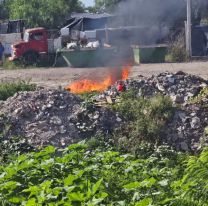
[62,13,112,31]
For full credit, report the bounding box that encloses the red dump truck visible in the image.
[10,27,61,64]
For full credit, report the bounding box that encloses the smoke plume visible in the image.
[106,0,187,45]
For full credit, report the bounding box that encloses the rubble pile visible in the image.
[0,90,121,147]
[0,72,208,152]
[165,101,208,152]
[94,72,208,152]
[96,71,208,104]
[125,72,208,152]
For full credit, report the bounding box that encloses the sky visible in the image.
[81,0,95,7]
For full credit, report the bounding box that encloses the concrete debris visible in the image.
[165,96,208,152]
[95,71,208,104]
[93,72,208,152]
[0,72,208,152]
[0,90,121,148]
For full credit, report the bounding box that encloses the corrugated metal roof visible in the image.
[70,13,113,19]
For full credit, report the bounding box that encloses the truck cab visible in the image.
[10,27,48,63]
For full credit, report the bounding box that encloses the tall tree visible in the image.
[94,0,123,11]
[0,0,9,19]
[7,0,84,28]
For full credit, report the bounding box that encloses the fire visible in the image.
[68,76,113,93]
[66,65,131,94]
[121,66,130,80]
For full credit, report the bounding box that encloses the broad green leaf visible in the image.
[4,167,17,179]
[68,192,85,202]
[141,177,156,188]
[25,198,37,206]
[92,178,103,195]
[135,198,152,206]
[17,154,28,163]
[64,174,78,186]
[1,181,21,190]
[52,187,63,196]
[34,146,55,158]
[22,185,40,197]
[67,143,87,151]
[64,171,84,186]
[89,196,107,205]
[116,201,126,206]
[8,196,25,203]
[123,181,141,190]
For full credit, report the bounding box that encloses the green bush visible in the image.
[2,58,26,70]
[113,91,174,151]
[166,31,188,63]
[0,143,187,205]
[188,87,208,106]
[0,80,36,101]
[0,135,34,164]
[178,148,208,205]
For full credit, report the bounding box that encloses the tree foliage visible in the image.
[95,0,123,11]
[7,0,84,28]
[0,1,9,19]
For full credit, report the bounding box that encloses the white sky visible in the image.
[81,0,95,7]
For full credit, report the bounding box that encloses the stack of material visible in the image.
[92,72,208,152]
[94,71,208,105]
[0,90,122,148]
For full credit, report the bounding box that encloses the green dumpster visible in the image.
[133,45,168,63]
[58,47,117,68]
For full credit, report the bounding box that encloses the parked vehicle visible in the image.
[10,27,61,64]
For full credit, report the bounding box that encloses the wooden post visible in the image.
[186,0,192,57]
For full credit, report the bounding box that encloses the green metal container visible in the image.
[58,47,117,68]
[133,45,168,63]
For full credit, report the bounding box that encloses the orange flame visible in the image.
[66,65,131,94]
[121,66,130,80]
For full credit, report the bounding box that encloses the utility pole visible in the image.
[186,0,192,57]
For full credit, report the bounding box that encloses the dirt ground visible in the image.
[0,61,208,89]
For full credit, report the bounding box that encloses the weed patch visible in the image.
[0,80,36,101]
[112,91,174,152]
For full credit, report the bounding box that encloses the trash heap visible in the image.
[94,71,208,104]
[165,101,208,152]
[0,71,208,152]
[93,71,208,152]
[0,90,121,148]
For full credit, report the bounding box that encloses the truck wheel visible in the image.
[23,51,39,65]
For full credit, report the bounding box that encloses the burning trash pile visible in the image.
[0,70,208,152]
[90,71,208,105]
[66,65,131,94]
[93,71,208,152]
[0,90,122,148]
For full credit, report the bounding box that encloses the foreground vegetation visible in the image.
[0,81,36,101]
[0,143,208,205]
[1,86,208,205]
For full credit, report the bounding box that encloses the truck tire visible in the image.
[23,51,39,65]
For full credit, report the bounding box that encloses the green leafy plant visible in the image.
[166,31,188,63]
[188,87,208,106]
[0,134,34,164]
[0,143,188,205]
[113,91,174,152]
[0,80,36,101]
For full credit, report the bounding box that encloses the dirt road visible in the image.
[0,61,208,88]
